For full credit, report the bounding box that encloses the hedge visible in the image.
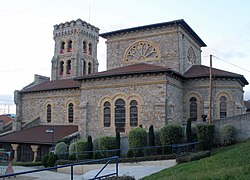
[196,124,215,150]
[128,128,147,157]
[160,124,182,145]
[220,124,236,146]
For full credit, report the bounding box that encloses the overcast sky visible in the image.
[0,0,250,114]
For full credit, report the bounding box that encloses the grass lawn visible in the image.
[143,139,250,180]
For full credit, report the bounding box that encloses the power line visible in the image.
[211,55,250,73]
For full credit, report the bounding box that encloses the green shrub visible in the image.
[75,140,88,160]
[160,124,182,145]
[176,150,211,164]
[47,154,58,167]
[127,149,134,158]
[98,136,116,158]
[220,124,236,146]
[128,128,147,157]
[116,132,121,157]
[191,126,198,141]
[154,130,162,154]
[149,125,155,146]
[41,154,49,168]
[196,124,215,150]
[69,141,77,155]
[57,137,70,145]
[87,135,93,159]
[12,161,42,167]
[54,142,68,159]
[186,119,192,142]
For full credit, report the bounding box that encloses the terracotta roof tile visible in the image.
[20,79,80,93]
[75,63,181,80]
[0,125,78,144]
[0,115,13,125]
[184,65,248,85]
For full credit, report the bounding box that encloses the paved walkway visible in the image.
[0,159,176,180]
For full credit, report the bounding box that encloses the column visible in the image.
[31,145,39,163]
[11,144,19,161]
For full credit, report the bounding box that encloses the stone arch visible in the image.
[215,91,233,119]
[184,91,203,121]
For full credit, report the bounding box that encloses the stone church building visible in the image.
[0,19,248,161]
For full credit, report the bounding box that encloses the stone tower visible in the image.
[51,19,99,80]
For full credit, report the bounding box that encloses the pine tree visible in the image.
[115,131,121,157]
[87,135,93,159]
[186,118,192,142]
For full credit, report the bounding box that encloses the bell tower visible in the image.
[51,19,99,80]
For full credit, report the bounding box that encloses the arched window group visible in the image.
[82,41,93,56]
[59,60,72,76]
[82,61,92,75]
[101,97,140,133]
[46,104,52,123]
[60,40,73,54]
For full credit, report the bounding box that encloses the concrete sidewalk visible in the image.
[0,159,176,180]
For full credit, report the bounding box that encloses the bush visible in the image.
[196,124,215,150]
[68,154,76,161]
[54,142,68,159]
[69,141,77,155]
[128,128,147,157]
[116,132,121,157]
[41,154,49,168]
[186,119,192,142]
[57,137,70,145]
[160,124,182,145]
[98,136,116,158]
[220,124,236,146]
[75,140,88,160]
[47,153,58,167]
[87,135,93,159]
[176,150,211,164]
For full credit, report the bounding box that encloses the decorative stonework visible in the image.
[124,40,160,63]
[187,46,196,64]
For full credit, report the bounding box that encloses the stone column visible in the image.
[31,145,39,163]
[11,144,19,161]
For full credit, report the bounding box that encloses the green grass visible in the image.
[143,140,250,180]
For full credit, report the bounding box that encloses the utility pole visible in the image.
[208,55,213,124]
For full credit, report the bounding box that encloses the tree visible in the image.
[186,118,192,142]
[87,135,93,159]
[116,131,121,157]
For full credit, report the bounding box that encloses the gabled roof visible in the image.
[0,115,13,125]
[0,125,78,144]
[100,19,206,47]
[20,79,80,93]
[184,65,248,85]
[75,63,182,81]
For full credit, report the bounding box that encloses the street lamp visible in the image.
[46,128,54,153]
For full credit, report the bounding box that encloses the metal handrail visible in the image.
[0,156,119,180]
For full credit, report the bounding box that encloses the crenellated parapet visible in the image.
[53,19,99,40]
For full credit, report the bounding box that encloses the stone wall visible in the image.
[214,113,250,143]
[105,26,202,74]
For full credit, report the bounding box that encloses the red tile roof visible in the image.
[184,65,248,85]
[0,125,78,144]
[20,79,80,93]
[75,63,181,80]
[0,115,13,125]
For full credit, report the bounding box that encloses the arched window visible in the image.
[59,61,64,75]
[89,43,92,55]
[187,46,196,64]
[67,40,72,52]
[47,104,51,123]
[115,99,126,133]
[83,41,87,53]
[130,100,138,127]
[67,60,71,74]
[83,61,86,75]
[60,42,65,54]
[220,96,227,118]
[190,97,197,121]
[103,102,111,127]
[88,62,92,74]
[68,103,74,123]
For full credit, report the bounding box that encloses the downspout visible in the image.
[176,23,181,73]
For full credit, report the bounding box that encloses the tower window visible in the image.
[47,104,52,123]
[89,43,92,55]
[83,61,86,75]
[190,97,197,121]
[68,103,74,123]
[88,62,92,74]
[59,61,64,75]
[220,96,227,118]
[115,99,126,133]
[67,60,71,74]
[83,41,87,53]
[103,102,111,127]
[67,40,72,52]
[130,100,138,127]
[60,42,65,54]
